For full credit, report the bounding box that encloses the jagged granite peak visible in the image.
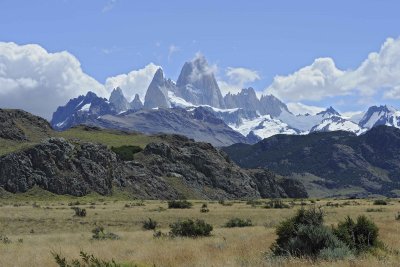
[144,68,175,109]
[359,105,400,129]
[224,87,260,111]
[109,87,130,113]
[130,94,143,110]
[51,91,115,130]
[259,94,290,117]
[316,106,341,117]
[176,55,225,108]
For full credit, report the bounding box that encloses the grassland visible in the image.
[0,192,399,266]
[0,125,158,157]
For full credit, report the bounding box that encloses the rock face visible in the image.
[144,68,175,109]
[176,55,225,108]
[223,126,400,197]
[51,91,116,131]
[0,138,116,196]
[0,109,52,141]
[109,87,130,113]
[0,134,307,199]
[130,94,143,110]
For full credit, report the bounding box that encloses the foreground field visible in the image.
[0,194,399,266]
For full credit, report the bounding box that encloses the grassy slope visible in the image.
[0,198,399,266]
[0,124,158,157]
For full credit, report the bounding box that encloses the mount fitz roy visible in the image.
[51,55,400,146]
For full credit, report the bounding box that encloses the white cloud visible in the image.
[102,0,117,13]
[0,42,107,119]
[226,67,260,85]
[218,67,260,96]
[287,102,325,115]
[267,58,345,101]
[104,63,160,101]
[168,44,179,61]
[265,37,400,104]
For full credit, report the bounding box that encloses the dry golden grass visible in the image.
[0,198,399,266]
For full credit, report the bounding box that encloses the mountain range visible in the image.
[51,55,400,146]
[223,126,400,198]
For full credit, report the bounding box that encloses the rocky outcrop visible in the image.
[109,87,130,113]
[0,138,116,196]
[0,134,307,199]
[0,109,52,141]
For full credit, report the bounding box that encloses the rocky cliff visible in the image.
[0,134,307,199]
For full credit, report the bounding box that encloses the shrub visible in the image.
[265,199,290,209]
[270,207,351,260]
[225,218,253,228]
[218,200,233,206]
[52,250,122,267]
[200,203,209,213]
[167,200,193,209]
[142,218,158,230]
[111,145,142,161]
[91,226,120,240]
[366,208,384,212]
[71,207,87,217]
[170,219,213,237]
[0,235,12,244]
[246,199,264,207]
[333,215,381,253]
[373,199,388,205]
[396,212,400,221]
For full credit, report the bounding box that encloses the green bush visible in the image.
[170,219,213,237]
[167,200,193,209]
[111,145,142,161]
[218,200,233,206]
[333,215,381,253]
[373,199,388,205]
[396,212,400,221]
[246,199,264,207]
[52,250,122,267]
[91,226,120,240]
[200,203,209,213]
[271,207,351,260]
[71,207,86,217]
[225,218,253,228]
[142,218,158,230]
[265,199,290,209]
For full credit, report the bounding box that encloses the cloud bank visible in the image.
[0,42,107,119]
[266,37,400,104]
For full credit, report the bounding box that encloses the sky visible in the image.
[1,0,400,118]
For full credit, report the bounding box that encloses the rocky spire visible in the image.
[176,55,225,108]
[144,68,172,109]
[130,94,143,110]
[109,87,130,113]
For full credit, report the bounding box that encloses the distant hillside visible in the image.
[0,108,307,199]
[223,126,400,197]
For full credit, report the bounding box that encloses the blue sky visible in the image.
[1,0,400,117]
